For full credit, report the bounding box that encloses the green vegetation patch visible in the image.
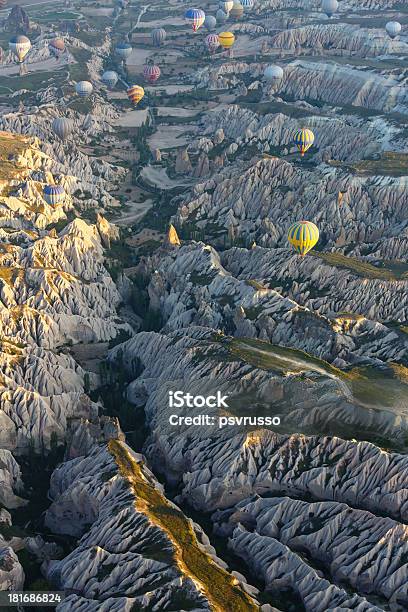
[313,251,408,281]
[228,337,344,378]
[333,152,408,177]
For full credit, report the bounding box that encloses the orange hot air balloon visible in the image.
[127,85,145,105]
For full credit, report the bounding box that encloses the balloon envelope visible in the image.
[321,0,338,17]
[264,65,284,82]
[115,42,132,59]
[219,0,233,12]
[206,33,220,52]
[288,221,319,257]
[184,8,205,32]
[52,117,74,140]
[216,9,228,23]
[9,35,31,62]
[293,128,315,156]
[43,184,65,206]
[49,38,65,55]
[102,70,118,88]
[230,0,243,19]
[385,21,401,39]
[143,64,161,83]
[127,85,145,105]
[204,15,217,31]
[218,31,235,49]
[151,27,166,46]
[241,0,254,10]
[75,80,93,97]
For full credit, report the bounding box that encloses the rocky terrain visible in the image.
[0,0,407,608]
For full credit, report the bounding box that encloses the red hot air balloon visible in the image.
[143,63,161,84]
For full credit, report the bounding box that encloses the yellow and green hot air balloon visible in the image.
[287,221,319,257]
[293,128,314,157]
[218,31,235,49]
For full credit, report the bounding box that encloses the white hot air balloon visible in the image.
[321,0,338,18]
[102,70,118,89]
[264,65,284,83]
[385,21,402,39]
[75,80,93,97]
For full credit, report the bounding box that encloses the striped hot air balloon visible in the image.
[127,85,145,105]
[52,117,74,141]
[230,1,243,20]
[115,41,132,60]
[184,8,205,32]
[75,80,93,97]
[218,31,235,49]
[151,27,166,47]
[49,38,65,57]
[43,184,65,206]
[287,221,319,257]
[206,33,220,53]
[9,35,31,63]
[219,0,233,13]
[293,128,315,156]
[241,0,254,10]
[143,63,161,84]
[102,70,118,88]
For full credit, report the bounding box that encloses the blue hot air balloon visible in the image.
[43,184,65,206]
[185,8,206,32]
[115,41,132,59]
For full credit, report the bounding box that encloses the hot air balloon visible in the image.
[49,37,65,57]
[184,8,205,32]
[206,33,220,53]
[115,41,132,60]
[9,35,31,63]
[204,15,217,31]
[127,85,144,105]
[241,0,254,11]
[385,21,401,39]
[151,27,166,47]
[264,65,283,82]
[219,0,233,12]
[288,221,319,257]
[230,1,243,20]
[75,80,93,97]
[143,63,161,84]
[43,184,65,206]
[293,128,315,156]
[321,0,338,18]
[218,31,235,50]
[102,70,118,88]
[52,117,74,141]
[216,9,228,24]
